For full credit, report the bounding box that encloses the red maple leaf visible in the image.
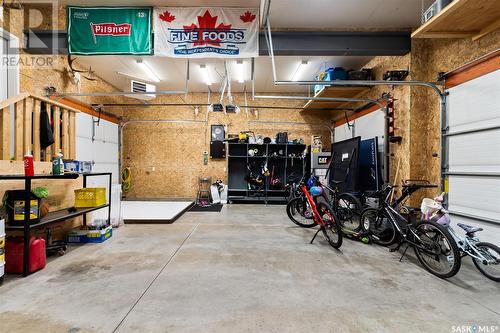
[240,11,256,23]
[159,10,175,23]
[183,10,232,47]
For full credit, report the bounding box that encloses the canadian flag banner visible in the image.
[154,7,259,58]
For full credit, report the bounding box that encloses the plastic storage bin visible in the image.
[67,225,112,243]
[5,236,46,274]
[74,188,107,208]
[422,0,452,23]
[326,67,347,80]
[347,68,373,80]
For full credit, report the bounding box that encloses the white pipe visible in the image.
[53,90,187,97]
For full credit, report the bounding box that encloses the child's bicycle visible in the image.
[422,195,500,282]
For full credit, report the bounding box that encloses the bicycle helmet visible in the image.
[307,175,318,189]
[309,186,323,197]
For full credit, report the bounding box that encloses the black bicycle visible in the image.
[360,183,461,279]
[323,181,364,232]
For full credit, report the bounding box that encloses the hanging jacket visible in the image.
[40,102,55,150]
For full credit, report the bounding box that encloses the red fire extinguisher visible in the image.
[23,153,34,176]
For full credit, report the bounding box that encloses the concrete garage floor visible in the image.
[0,205,499,333]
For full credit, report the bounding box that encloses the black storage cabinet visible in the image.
[227,143,306,203]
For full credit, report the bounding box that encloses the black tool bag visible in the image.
[276,132,288,144]
[40,102,55,150]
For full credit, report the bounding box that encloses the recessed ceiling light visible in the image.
[200,64,212,86]
[291,60,308,81]
[136,59,160,83]
[236,60,244,83]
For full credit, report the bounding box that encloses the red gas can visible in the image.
[5,236,46,274]
[23,154,34,176]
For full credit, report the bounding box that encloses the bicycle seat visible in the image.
[331,180,343,185]
[457,223,483,234]
[365,187,390,199]
[364,190,379,198]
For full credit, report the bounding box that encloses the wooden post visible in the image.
[0,107,10,160]
[32,99,41,161]
[69,111,76,159]
[14,101,24,160]
[44,104,52,161]
[23,98,32,155]
[53,106,61,155]
[61,109,69,158]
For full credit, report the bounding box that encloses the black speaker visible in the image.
[210,141,226,159]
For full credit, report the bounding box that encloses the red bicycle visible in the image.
[288,182,343,249]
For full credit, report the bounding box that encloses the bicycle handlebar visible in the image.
[402,184,438,189]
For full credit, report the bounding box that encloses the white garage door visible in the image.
[334,109,385,143]
[76,113,119,185]
[445,69,500,225]
[76,112,121,223]
[1,29,19,158]
[334,109,386,181]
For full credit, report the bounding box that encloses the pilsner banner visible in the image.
[154,7,259,58]
[68,7,152,55]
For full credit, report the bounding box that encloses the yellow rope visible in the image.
[121,167,132,193]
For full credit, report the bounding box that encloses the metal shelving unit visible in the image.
[0,172,112,277]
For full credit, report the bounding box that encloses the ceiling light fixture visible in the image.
[291,60,308,81]
[136,59,160,83]
[200,64,212,86]
[236,60,244,83]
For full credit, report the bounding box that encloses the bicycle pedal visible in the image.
[389,245,401,252]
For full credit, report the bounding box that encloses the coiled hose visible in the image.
[121,167,132,193]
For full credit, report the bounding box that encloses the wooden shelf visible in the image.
[302,86,371,112]
[411,0,500,40]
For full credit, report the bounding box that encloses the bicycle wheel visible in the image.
[413,221,461,279]
[472,242,500,282]
[360,208,397,246]
[336,193,362,232]
[286,197,316,228]
[318,202,343,249]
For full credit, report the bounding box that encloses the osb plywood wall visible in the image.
[352,54,412,191]
[357,30,500,204]
[1,7,123,229]
[409,30,500,202]
[1,6,131,112]
[3,6,499,202]
[121,93,332,199]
